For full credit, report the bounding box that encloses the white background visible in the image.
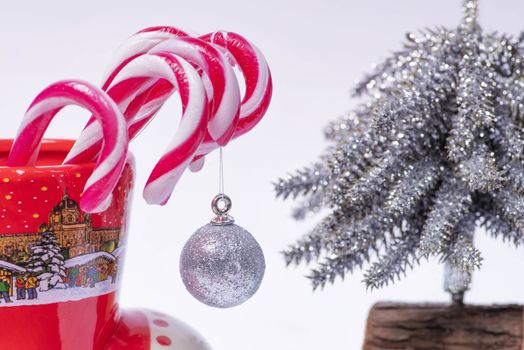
[1,1,524,349]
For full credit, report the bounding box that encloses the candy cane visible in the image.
[118,28,272,140]
[106,28,271,149]
[100,27,190,137]
[131,30,272,170]
[102,26,190,89]
[64,27,271,203]
[63,75,165,165]
[146,37,240,145]
[63,27,189,165]
[99,52,209,205]
[200,31,272,139]
[66,36,240,164]
[7,80,129,213]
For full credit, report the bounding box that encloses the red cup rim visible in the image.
[0,139,96,170]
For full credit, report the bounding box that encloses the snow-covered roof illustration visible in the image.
[0,260,26,273]
[111,246,124,258]
[65,251,115,268]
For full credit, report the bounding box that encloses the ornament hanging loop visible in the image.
[211,193,235,225]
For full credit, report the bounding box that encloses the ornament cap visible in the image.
[210,193,235,225]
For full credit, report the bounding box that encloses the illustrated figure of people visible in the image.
[15,274,26,300]
[0,276,12,303]
[86,266,97,288]
[68,265,80,288]
[111,261,119,284]
[25,273,39,300]
[77,267,86,287]
[94,266,101,287]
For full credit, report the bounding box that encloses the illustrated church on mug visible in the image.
[0,189,121,264]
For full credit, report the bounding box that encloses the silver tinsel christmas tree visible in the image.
[275,0,524,301]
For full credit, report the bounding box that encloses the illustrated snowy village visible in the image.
[0,189,123,305]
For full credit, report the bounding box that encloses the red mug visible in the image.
[0,140,210,350]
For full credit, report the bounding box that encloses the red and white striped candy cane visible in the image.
[100,52,209,205]
[102,26,190,90]
[108,36,240,147]
[63,27,190,165]
[62,75,161,165]
[101,27,190,131]
[106,28,271,159]
[117,28,272,141]
[7,80,129,213]
[129,30,273,170]
[146,37,241,146]
[140,53,209,205]
[64,28,271,205]
[201,31,272,139]
[66,36,241,166]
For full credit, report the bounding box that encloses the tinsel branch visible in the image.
[493,113,524,161]
[345,154,401,208]
[419,178,472,255]
[282,212,343,265]
[491,189,524,236]
[291,191,324,220]
[441,213,482,272]
[282,232,324,266]
[353,28,455,98]
[308,206,401,290]
[323,112,367,142]
[364,220,423,289]
[456,144,505,192]
[385,158,441,217]
[443,234,481,272]
[481,210,524,246]
[274,164,328,199]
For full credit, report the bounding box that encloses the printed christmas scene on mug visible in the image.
[0,165,133,306]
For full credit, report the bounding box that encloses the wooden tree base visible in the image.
[363,302,524,350]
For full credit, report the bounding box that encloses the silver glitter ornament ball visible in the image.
[180,195,265,308]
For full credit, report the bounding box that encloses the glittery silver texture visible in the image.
[275,0,524,298]
[444,262,471,296]
[180,223,265,308]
